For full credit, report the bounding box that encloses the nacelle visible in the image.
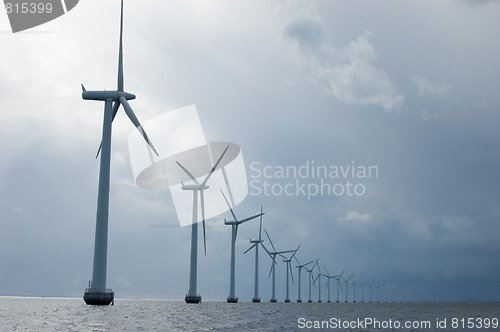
[82,90,136,101]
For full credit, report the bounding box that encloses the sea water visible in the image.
[0,297,498,331]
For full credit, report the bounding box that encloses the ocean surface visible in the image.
[0,297,498,331]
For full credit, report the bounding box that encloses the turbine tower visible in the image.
[280,245,300,302]
[262,230,295,302]
[222,192,263,303]
[176,146,229,303]
[243,207,265,303]
[295,258,314,302]
[81,0,158,306]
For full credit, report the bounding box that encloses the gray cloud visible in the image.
[276,2,405,112]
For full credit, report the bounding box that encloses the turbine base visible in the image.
[284,299,290,302]
[252,298,261,303]
[297,299,302,303]
[83,288,114,306]
[327,300,331,303]
[227,296,238,303]
[185,294,202,303]
[270,298,277,303]
[308,300,312,303]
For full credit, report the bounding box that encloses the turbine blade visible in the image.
[96,101,121,159]
[119,97,159,156]
[81,84,86,92]
[237,212,264,224]
[117,0,124,91]
[243,244,256,254]
[260,243,272,258]
[304,260,314,267]
[220,189,237,221]
[264,229,276,252]
[323,265,330,276]
[201,145,229,187]
[290,245,300,261]
[235,224,239,240]
[176,161,200,185]
[200,190,206,255]
[289,263,294,284]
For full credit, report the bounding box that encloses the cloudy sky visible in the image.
[1,0,499,302]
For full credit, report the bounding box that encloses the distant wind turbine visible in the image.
[222,191,263,303]
[176,145,229,303]
[352,273,357,303]
[312,261,322,302]
[295,258,314,302]
[333,269,345,303]
[306,259,319,302]
[262,230,295,302]
[322,266,343,303]
[343,272,354,302]
[280,245,300,302]
[81,0,158,306]
[243,207,265,303]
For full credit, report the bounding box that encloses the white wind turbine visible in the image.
[262,230,295,302]
[243,207,265,303]
[376,284,382,303]
[352,273,357,303]
[312,261,323,302]
[322,266,344,303]
[176,145,229,303]
[333,269,345,303]
[81,0,159,306]
[359,275,365,303]
[279,245,301,302]
[343,272,354,302]
[306,259,319,302]
[295,258,314,302]
[221,192,263,303]
[368,283,374,303]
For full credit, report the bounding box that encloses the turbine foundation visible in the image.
[83,288,114,305]
[252,298,261,303]
[227,296,238,303]
[297,299,302,303]
[270,298,277,303]
[185,294,202,303]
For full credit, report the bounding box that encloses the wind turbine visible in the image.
[368,283,373,303]
[322,266,343,303]
[376,284,382,303]
[332,268,345,303]
[262,230,295,302]
[343,272,354,302]
[222,192,263,303]
[279,245,300,302]
[306,259,319,302]
[81,0,159,306]
[352,273,357,303]
[243,207,265,303]
[359,276,365,303]
[295,258,314,302]
[176,145,229,303]
[312,261,322,302]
